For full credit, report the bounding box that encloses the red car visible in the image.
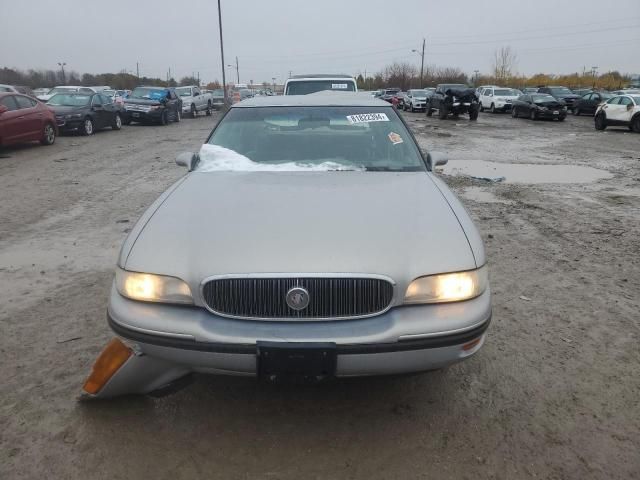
[0,92,58,147]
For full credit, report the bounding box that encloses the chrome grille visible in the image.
[202,276,394,320]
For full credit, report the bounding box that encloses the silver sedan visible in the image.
[83,94,491,398]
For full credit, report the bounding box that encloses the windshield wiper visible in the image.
[364,166,422,172]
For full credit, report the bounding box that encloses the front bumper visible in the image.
[123,109,162,122]
[536,109,566,119]
[55,117,84,131]
[93,285,492,397]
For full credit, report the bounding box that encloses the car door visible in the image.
[0,95,23,143]
[614,96,634,123]
[100,93,117,125]
[13,95,42,139]
[90,94,107,129]
[193,87,202,109]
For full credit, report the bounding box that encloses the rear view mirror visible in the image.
[176,152,199,171]
[427,151,448,169]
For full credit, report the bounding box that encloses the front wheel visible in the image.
[190,104,197,118]
[490,103,496,113]
[206,101,212,116]
[512,108,518,118]
[594,113,607,130]
[479,104,484,112]
[438,104,448,120]
[631,116,640,133]
[530,109,537,121]
[160,110,169,126]
[426,103,433,117]
[112,113,122,130]
[82,117,94,135]
[469,106,478,121]
[40,123,56,145]
[174,109,181,122]
[573,107,580,116]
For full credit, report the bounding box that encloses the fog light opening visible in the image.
[82,338,132,395]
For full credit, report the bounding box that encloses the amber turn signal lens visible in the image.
[83,338,132,395]
[462,337,482,351]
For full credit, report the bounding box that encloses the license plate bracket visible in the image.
[257,341,337,381]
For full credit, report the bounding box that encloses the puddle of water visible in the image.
[461,187,513,204]
[443,160,613,184]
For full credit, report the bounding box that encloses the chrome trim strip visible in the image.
[397,316,491,340]
[199,273,397,322]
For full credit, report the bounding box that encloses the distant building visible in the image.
[630,74,640,88]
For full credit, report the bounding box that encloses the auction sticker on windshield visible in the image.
[346,113,389,124]
[332,84,348,89]
[388,132,403,145]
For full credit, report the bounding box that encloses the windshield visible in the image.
[130,87,167,100]
[549,87,573,95]
[384,89,400,94]
[286,80,356,95]
[532,94,557,103]
[440,84,467,91]
[211,89,224,96]
[494,89,514,96]
[48,87,76,95]
[47,94,91,106]
[103,90,116,97]
[410,90,428,97]
[175,87,192,97]
[201,106,425,172]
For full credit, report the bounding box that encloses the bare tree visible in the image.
[493,46,517,81]
[383,62,418,90]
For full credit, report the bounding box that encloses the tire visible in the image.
[490,103,496,113]
[594,113,607,131]
[82,117,94,135]
[573,107,580,116]
[40,123,56,145]
[206,101,212,116]
[558,116,565,122]
[512,108,518,118]
[174,108,181,123]
[426,103,433,117]
[160,110,169,126]
[529,109,537,121]
[122,116,131,125]
[469,106,478,121]
[112,113,122,130]
[631,116,640,133]
[479,104,484,112]
[190,104,197,118]
[438,104,448,120]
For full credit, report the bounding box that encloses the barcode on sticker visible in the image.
[346,113,390,124]
[332,83,348,89]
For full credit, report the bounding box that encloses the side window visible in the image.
[194,88,200,96]
[1,95,19,111]
[619,97,632,106]
[80,88,94,94]
[584,94,593,100]
[100,94,112,104]
[607,97,621,105]
[15,95,36,109]
[92,94,103,106]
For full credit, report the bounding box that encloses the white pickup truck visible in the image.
[175,85,214,117]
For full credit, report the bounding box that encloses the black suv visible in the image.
[426,84,479,120]
[537,86,580,112]
[122,86,182,125]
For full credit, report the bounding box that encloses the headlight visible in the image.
[404,265,488,304]
[115,268,193,304]
[150,105,163,110]
[65,113,82,119]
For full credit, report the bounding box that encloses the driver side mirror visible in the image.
[427,151,448,169]
[176,152,199,171]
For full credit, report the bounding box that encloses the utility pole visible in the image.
[591,66,598,87]
[288,70,293,78]
[197,72,200,85]
[168,67,172,84]
[217,0,228,105]
[272,77,276,94]
[136,62,139,79]
[57,62,66,85]
[235,56,239,84]
[474,70,479,85]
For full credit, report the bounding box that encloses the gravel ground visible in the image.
[1,109,639,479]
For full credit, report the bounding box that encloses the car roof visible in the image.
[232,92,390,108]
[289,74,353,79]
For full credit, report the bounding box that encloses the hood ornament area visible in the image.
[286,287,310,311]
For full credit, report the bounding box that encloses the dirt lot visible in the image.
[1,109,639,479]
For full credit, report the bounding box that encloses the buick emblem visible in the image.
[286,286,310,311]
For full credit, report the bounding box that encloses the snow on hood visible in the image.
[196,144,364,172]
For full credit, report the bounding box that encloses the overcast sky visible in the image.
[1,0,638,85]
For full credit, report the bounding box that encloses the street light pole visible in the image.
[57,62,66,85]
[217,0,228,105]
[412,38,425,87]
[235,56,239,85]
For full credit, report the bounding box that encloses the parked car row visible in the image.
[0,84,218,149]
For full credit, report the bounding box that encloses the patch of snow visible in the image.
[196,144,363,172]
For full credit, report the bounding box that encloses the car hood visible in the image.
[124,172,478,294]
[534,100,564,108]
[47,105,88,114]
[124,98,162,106]
[554,93,579,99]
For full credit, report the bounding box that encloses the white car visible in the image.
[284,74,357,95]
[37,86,98,102]
[479,87,519,113]
[0,84,20,93]
[595,94,640,132]
[175,85,214,117]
